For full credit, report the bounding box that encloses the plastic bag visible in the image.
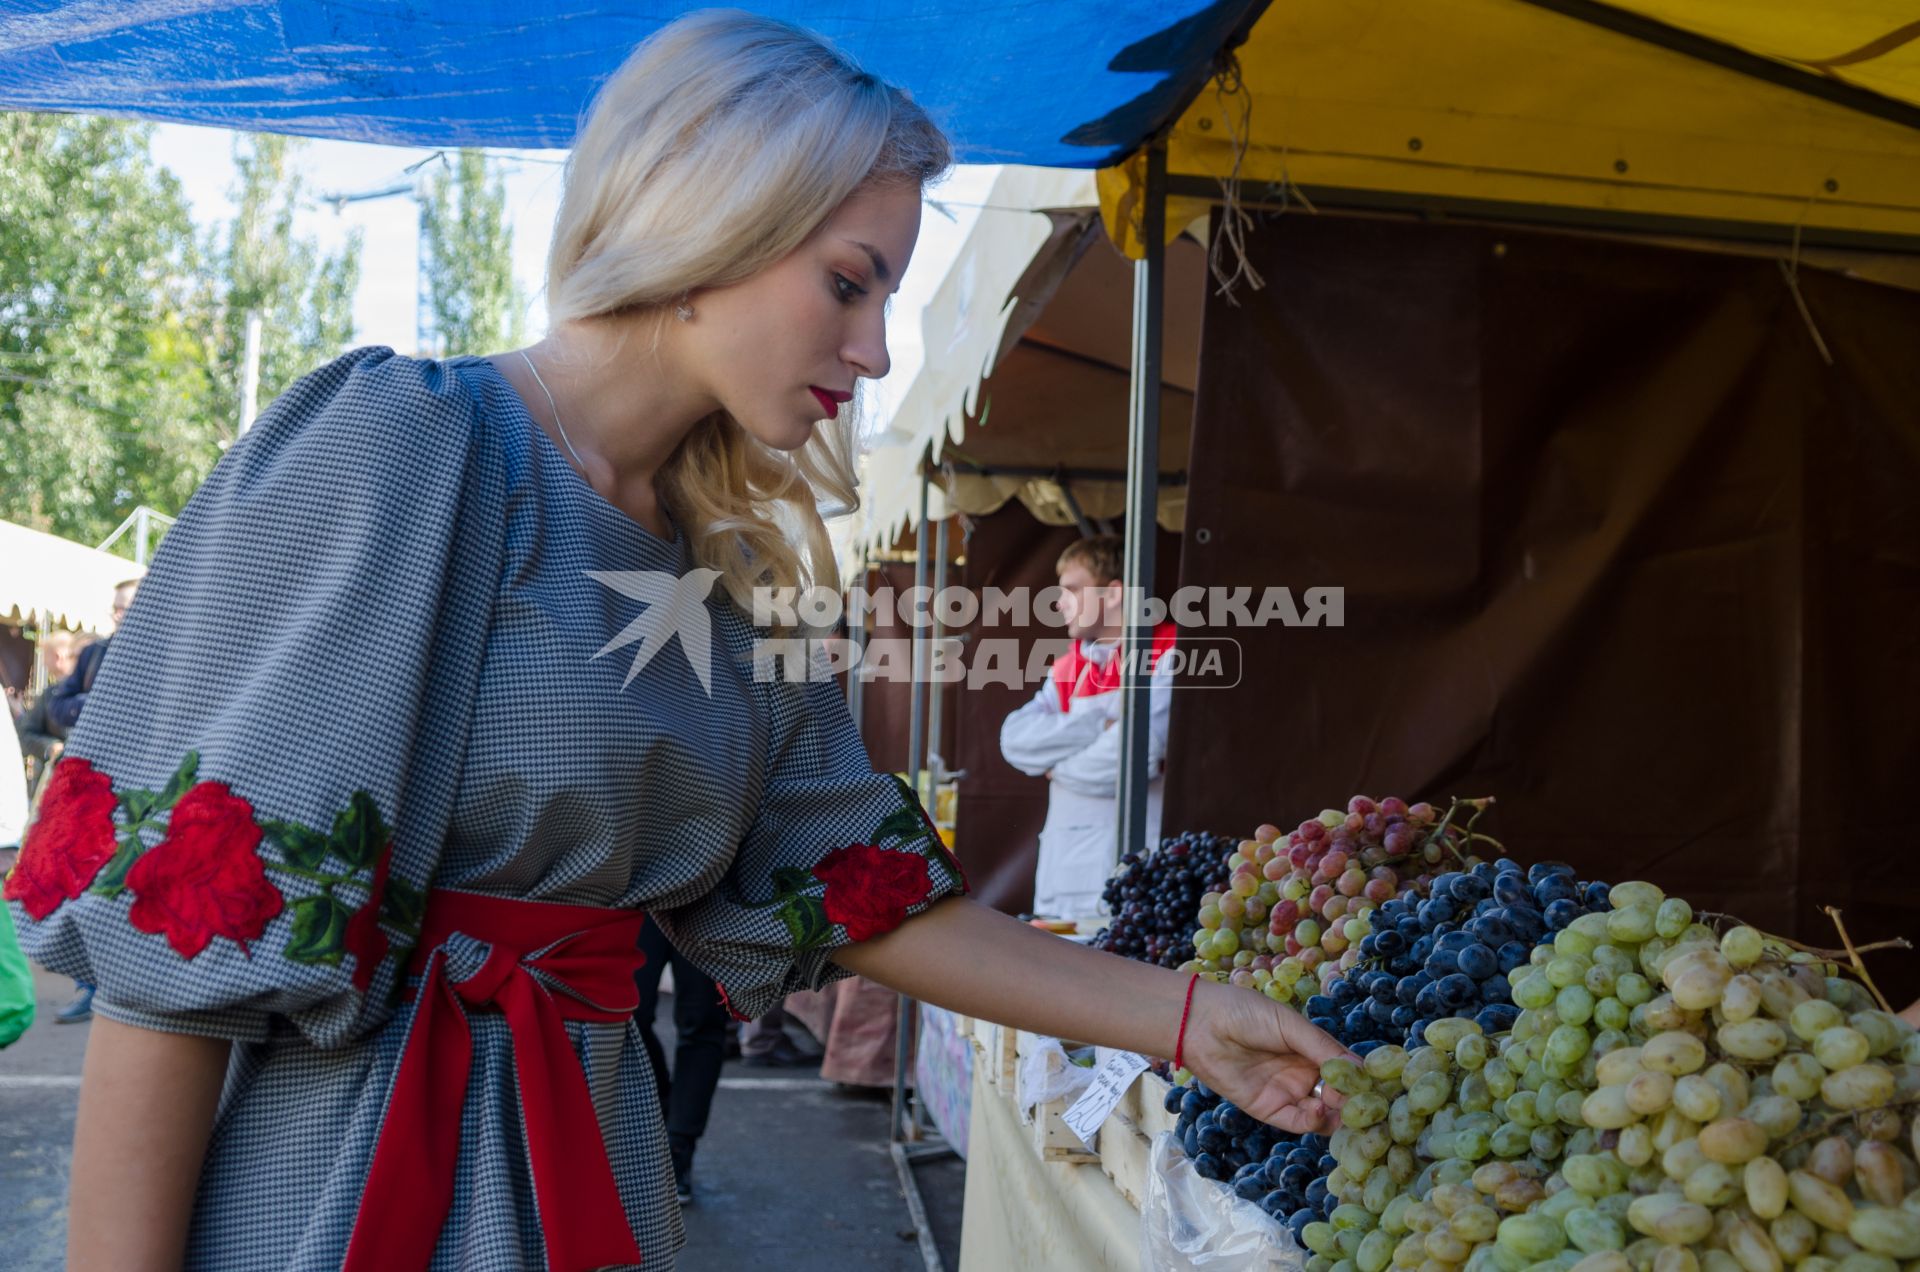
[1141,1131,1308,1272]
[0,903,35,1048]
[1014,1036,1097,1123]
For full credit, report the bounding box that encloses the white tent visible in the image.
[0,520,144,634]
[849,165,1211,559]
[852,166,1099,554]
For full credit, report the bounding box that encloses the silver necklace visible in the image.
[518,349,587,473]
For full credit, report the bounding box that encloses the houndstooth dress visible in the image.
[7,347,966,1270]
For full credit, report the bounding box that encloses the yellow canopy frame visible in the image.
[1102,0,1920,255]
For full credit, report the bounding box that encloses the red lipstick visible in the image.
[809,386,854,418]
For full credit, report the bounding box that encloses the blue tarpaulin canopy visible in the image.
[0,1,1262,165]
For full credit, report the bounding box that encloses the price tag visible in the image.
[1061,1050,1150,1149]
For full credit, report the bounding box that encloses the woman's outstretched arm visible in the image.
[835,895,1350,1133]
[68,1016,230,1271]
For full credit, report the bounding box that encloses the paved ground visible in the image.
[0,965,965,1271]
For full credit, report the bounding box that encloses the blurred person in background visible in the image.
[634,922,731,1206]
[1,706,33,1046]
[999,534,1175,918]
[24,576,139,1024]
[44,578,139,740]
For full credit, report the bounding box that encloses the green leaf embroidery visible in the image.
[777,894,833,953]
[873,806,928,846]
[329,791,387,871]
[284,894,353,966]
[119,788,156,824]
[88,830,146,899]
[769,866,813,897]
[382,875,428,934]
[262,819,332,873]
[881,775,964,887]
[157,751,200,811]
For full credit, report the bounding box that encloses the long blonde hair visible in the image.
[546,10,950,616]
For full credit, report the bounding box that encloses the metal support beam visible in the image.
[940,458,1188,486]
[893,463,933,1145]
[846,548,868,717]
[1515,0,1920,138]
[890,1140,951,1272]
[1162,174,1920,257]
[927,514,950,806]
[1054,474,1101,540]
[1116,143,1167,871]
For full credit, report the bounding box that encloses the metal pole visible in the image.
[1116,142,1167,871]
[926,514,949,811]
[847,547,869,719]
[416,188,435,358]
[134,507,150,566]
[238,308,263,436]
[910,511,953,1142]
[893,462,933,1144]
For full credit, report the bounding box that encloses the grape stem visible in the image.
[1694,910,1911,964]
[1423,797,1496,868]
[1823,905,1897,1014]
[1774,1097,1920,1153]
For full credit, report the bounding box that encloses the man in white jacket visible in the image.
[999,536,1175,918]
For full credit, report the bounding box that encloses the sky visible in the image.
[144,123,1000,424]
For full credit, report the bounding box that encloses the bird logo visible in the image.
[585,567,725,695]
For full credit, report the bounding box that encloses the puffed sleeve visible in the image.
[653,656,970,1019]
[4,348,506,1048]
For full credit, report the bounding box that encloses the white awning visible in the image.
[0,520,144,634]
[851,166,1101,555]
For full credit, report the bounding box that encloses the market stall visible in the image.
[884,2,1920,1263]
[954,791,1920,1272]
[0,519,142,636]
[850,163,1203,915]
[13,4,1920,1271]
[0,519,144,700]
[1084,0,1920,997]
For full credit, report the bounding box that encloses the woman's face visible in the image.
[681,181,923,451]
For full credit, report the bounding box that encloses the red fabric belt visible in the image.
[342,889,649,1272]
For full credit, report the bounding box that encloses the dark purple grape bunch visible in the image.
[1303,859,1612,1052]
[1164,1078,1331,1242]
[1091,830,1235,968]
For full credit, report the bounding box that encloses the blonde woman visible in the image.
[6,11,1345,1269]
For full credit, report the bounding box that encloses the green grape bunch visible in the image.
[1294,878,1920,1272]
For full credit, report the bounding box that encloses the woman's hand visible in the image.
[838,898,1355,1134]
[1180,979,1353,1134]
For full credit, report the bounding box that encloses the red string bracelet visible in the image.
[1173,972,1201,1071]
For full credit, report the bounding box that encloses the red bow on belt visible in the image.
[342,890,650,1272]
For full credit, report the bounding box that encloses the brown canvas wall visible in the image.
[1163,215,1920,1000]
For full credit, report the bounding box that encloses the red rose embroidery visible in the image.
[4,756,120,920]
[343,846,392,991]
[812,843,933,942]
[127,782,284,959]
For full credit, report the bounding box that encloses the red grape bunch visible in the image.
[1188,796,1490,1008]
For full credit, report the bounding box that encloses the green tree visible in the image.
[422,149,523,356]
[0,120,363,552]
[0,113,213,546]
[206,133,362,429]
